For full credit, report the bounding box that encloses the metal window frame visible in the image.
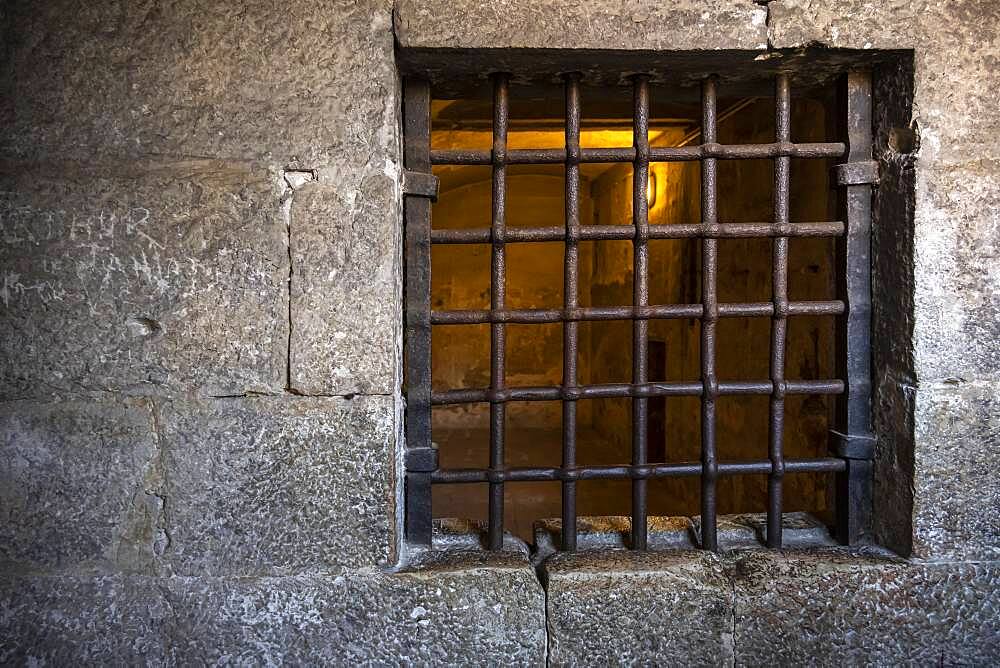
[402,67,876,552]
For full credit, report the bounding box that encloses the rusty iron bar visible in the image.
[486,73,511,551]
[432,458,846,483]
[431,300,844,324]
[562,72,582,551]
[699,75,720,552]
[430,142,846,165]
[767,74,792,548]
[430,221,844,244]
[630,75,651,549]
[402,78,434,547]
[431,379,844,405]
[833,70,877,545]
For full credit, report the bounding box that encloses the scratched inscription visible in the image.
[0,198,217,309]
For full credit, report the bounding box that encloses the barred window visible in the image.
[401,54,876,553]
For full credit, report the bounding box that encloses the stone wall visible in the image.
[1,0,997,664]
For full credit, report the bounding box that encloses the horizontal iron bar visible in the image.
[430,142,846,165]
[431,379,844,405]
[431,458,847,483]
[431,301,844,325]
[430,221,844,244]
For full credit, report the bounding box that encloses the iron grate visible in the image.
[403,68,876,552]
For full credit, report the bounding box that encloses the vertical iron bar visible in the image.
[562,73,582,552]
[834,70,876,545]
[403,78,433,546]
[700,76,719,552]
[767,74,791,548]
[488,73,510,551]
[631,75,650,550]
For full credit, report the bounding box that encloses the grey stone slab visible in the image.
[0,556,545,665]
[911,163,1000,382]
[0,575,172,665]
[544,550,733,667]
[289,177,400,395]
[0,160,288,400]
[159,395,395,575]
[731,549,1000,666]
[911,382,1000,561]
[395,0,768,51]
[2,1,398,168]
[0,399,163,574]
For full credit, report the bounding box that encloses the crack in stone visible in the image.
[148,397,173,561]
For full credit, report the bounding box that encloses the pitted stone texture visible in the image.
[2,1,397,168]
[290,176,399,395]
[395,0,767,51]
[544,550,732,666]
[912,163,1000,382]
[0,161,288,400]
[732,549,1000,665]
[160,396,395,575]
[0,399,163,573]
[0,558,545,664]
[0,575,172,664]
[911,382,1000,561]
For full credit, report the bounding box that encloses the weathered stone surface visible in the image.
[395,0,768,51]
[544,550,732,666]
[0,399,163,573]
[159,395,395,575]
[0,160,288,400]
[289,176,399,395]
[911,382,1000,561]
[912,162,1000,382]
[0,575,172,664]
[731,549,1000,665]
[0,556,545,665]
[1,1,397,169]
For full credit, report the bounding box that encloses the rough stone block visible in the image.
[395,0,767,51]
[912,163,1000,382]
[0,160,288,400]
[544,550,732,666]
[0,554,546,665]
[0,575,172,664]
[732,549,1000,665]
[159,395,395,575]
[911,382,1000,561]
[2,1,397,168]
[0,399,163,573]
[289,177,399,395]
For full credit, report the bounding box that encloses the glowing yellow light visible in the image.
[647,170,657,208]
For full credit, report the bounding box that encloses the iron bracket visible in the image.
[402,170,440,201]
[834,160,878,186]
[830,429,876,460]
[405,445,439,472]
